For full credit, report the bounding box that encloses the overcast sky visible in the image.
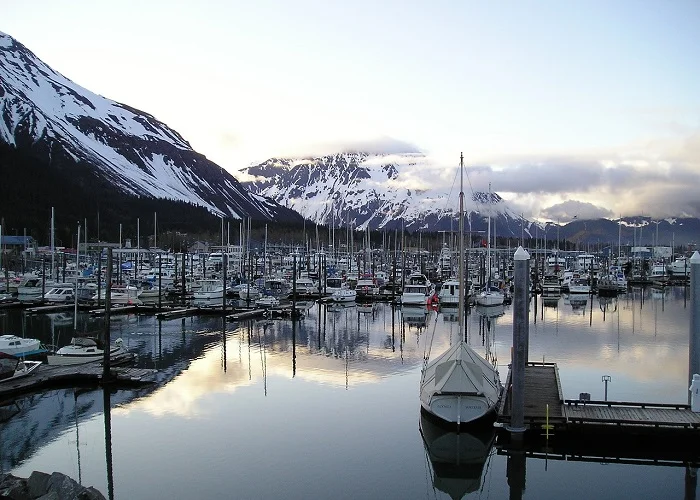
[4,0,699,221]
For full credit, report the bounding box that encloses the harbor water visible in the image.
[0,285,696,499]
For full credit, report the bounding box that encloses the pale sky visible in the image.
[3,0,700,220]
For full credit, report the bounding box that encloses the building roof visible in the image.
[0,235,34,246]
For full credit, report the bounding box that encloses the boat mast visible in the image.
[487,183,492,288]
[458,153,465,342]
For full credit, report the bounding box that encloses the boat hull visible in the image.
[421,394,496,426]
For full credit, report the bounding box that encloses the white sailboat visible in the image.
[420,154,503,426]
[475,183,505,307]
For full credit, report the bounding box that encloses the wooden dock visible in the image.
[497,362,566,428]
[497,362,700,436]
[563,400,700,429]
[0,355,156,399]
[227,308,267,321]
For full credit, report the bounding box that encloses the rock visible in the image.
[0,475,30,500]
[34,492,59,500]
[26,472,50,498]
[46,473,82,500]
[77,487,106,500]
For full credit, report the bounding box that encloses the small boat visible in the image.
[231,283,260,300]
[331,288,357,303]
[0,335,42,357]
[0,352,42,383]
[43,283,75,303]
[46,337,126,365]
[255,295,280,308]
[475,286,505,307]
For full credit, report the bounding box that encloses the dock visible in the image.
[497,362,700,437]
[0,355,156,399]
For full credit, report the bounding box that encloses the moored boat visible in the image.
[0,335,43,357]
[0,352,42,383]
[46,337,126,365]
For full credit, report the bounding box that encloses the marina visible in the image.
[0,268,698,498]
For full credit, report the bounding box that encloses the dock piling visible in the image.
[690,251,700,404]
[509,246,530,435]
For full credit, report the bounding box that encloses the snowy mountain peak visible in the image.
[239,151,523,233]
[0,31,300,223]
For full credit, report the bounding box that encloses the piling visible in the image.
[103,248,113,378]
[690,251,700,403]
[510,246,530,435]
[222,253,228,315]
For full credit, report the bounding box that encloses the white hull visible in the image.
[421,394,495,425]
[475,291,504,307]
[0,335,42,356]
[401,293,429,305]
[420,342,501,426]
[331,289,357,303]
[47,345,125,365]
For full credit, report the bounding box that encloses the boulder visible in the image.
[46,473,82,500]
[34,492,59,500]
[26,472,50,498]
[0,474,30,500]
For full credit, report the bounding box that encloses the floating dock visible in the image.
[0,354,156,399]
[497,362,700,437]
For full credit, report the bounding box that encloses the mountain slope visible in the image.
[0,31,301,224]
[240,152,527,237]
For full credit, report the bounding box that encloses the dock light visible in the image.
[602,375,611,401]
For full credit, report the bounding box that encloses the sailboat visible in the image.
[475,183,505,307]
[420,154,503,426]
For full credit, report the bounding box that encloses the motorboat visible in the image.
[331,288,357,303]
[231,283,260,301]
[43,283,75,303]
[400,283,432,305]
[541,274,561,295]
[92,285,142,305]
[568,277,591,294]
[0,335,42,357]
[17,276,55,297]
[0,353,42,383]
[193,279,226,300]
[667,256,690,277]
[255,295,280,308]
[437,278,462,307]
[46,337,126,365]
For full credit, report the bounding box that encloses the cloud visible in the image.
[540,200,614,222]
[280,135,422,158]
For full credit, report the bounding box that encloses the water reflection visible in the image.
[0,285,697,499]
[419,414,496,499]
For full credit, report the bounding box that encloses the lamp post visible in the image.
[602,375,611,401]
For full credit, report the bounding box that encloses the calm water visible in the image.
[1,285,697,499]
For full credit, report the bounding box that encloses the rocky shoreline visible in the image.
[0,471,105,499]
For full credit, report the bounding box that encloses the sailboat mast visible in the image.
[458,153,465,341]
[487,183,491,286]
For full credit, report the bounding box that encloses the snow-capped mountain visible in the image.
[239,152,525,235]
[0,31,301,223]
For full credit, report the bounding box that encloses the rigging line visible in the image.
[479,445,497,499]
[421,444,438,500]
[420,311,440,384]
[437,161,460,221]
